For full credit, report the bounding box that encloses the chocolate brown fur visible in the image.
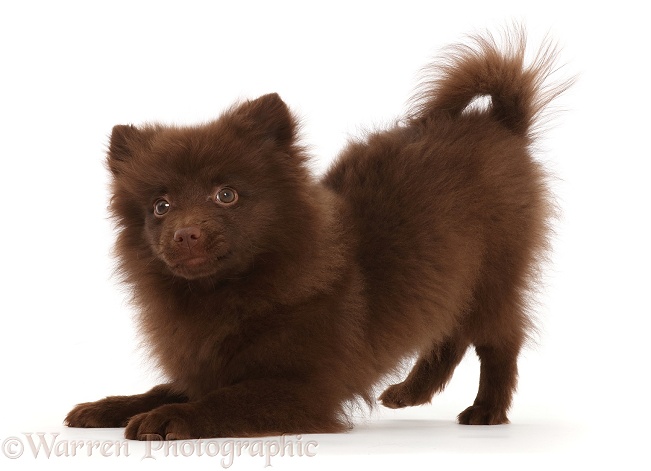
[65,29,568,439]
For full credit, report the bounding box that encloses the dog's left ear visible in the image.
[107,124,156,175]
[232,93,297,147]
[109,124,141,162]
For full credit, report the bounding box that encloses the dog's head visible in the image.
[107,93,312,281]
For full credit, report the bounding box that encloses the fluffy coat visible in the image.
[65,29,568,439]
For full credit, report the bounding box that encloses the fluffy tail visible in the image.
[410,27,571,137]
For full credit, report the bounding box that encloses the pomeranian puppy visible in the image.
[65,29,568,440]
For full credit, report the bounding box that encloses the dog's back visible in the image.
[323,28,569,424]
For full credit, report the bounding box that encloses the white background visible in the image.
[1,1,649,469]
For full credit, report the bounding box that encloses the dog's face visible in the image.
[141,174,254,281]
[107,94,310,281]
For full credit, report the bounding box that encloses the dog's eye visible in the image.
[154,198,171,216]
[215,187,238,205]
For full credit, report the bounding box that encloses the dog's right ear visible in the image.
[107,124,147,175]
[230,93,297,149]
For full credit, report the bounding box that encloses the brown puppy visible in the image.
[65,29,568,439]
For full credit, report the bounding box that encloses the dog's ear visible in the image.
[107,124,151,175]
[231,93,297,147]
[109,125,141,161]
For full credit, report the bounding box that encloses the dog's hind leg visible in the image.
[379,336,469,409]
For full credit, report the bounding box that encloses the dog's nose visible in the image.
[174,226,201,248]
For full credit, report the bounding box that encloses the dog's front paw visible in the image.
[125,403,201,440]
[65,399,131,428]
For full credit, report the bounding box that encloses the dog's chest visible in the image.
[144,304,240,397]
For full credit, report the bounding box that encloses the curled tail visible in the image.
[410,27,571,136]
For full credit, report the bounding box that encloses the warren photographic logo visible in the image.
[2,432,318,467]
